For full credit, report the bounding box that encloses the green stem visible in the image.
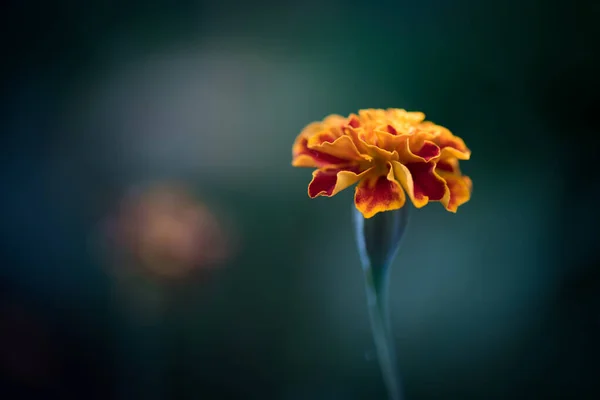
[364,265,403,400]
[353,205,409,400]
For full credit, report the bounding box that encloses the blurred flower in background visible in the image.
[105,183,232,282]
[100,183,237,399]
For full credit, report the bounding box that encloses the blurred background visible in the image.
[1,0,599,398]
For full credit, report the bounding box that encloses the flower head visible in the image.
[292,108,472,218]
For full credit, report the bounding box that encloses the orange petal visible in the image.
[391,161,449,208]
[300,115,347,138]
[292,114,350,167]
[354,163,406,219]
[344,114,389,152]
[373,129,411,152]
[419,122,471,160]
[439,172,472,212]
[292,136,349,168]
[435,157,460,174]
[308,166,374,198]
[322,114,349,129]
[438,135,471,160]
[464,176,472,192]
[387,109,426,125]
[344,126,400,161]
[307,133,371,163]
[396,135,441,163]
[357,109,388,123]
[356,108,425,128]
[348,115,361,128]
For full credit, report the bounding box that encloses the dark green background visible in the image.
[2,0,599,398]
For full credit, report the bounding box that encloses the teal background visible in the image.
[1,0,599,399]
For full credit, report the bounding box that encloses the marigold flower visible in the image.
[292,108,472,218]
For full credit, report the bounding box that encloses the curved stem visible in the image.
[353,205,409,400]
[364,266,403,400]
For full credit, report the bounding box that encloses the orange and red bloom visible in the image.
[292,109,472,218]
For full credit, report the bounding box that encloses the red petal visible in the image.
[308,166,373,198]
[354,163,406,218]
[406,162,447,202]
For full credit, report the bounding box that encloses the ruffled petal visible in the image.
[438,135,471,160]
[435,157,460,174]
[396,135,441,163]
[354,163,406,218]
[291,115,350,167]
[358,108,425,127]
[387,109,426,125]
[438,172,472,212]
[345,125,400,161]
[412,140,441,161]
[307,134,371,163]
[300,114,347,139]
[373,129,410,152]
[391,161,449,208]
[292,136,349,167]
[308,166,373,198]
[419,122,471,160]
